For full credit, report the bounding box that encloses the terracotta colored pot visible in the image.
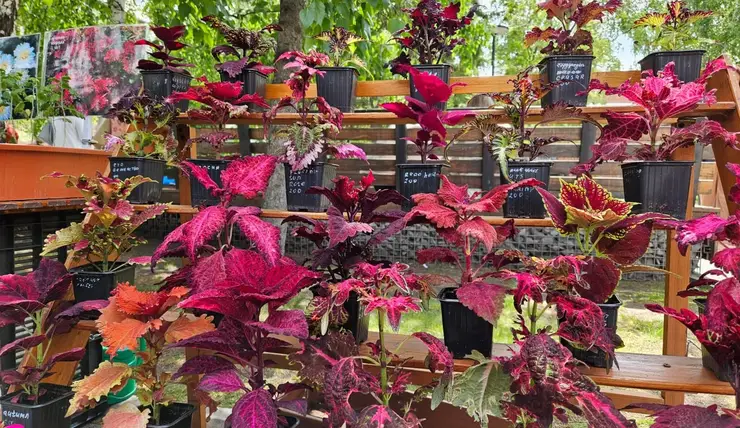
[0,145,111,201]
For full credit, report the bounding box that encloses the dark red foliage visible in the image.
[202,16,280,77]
[625,403,739,428]
[389,0,476,72]
[136,26,194,73]
[552,294,618,365]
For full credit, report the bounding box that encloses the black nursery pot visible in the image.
[621,161,694,219]
[109,157,166,204]
[639,50,705,83]
[188,159,231,206]
[145,403,195,428]
[410,64,451,110]
[140,70,192,111]
[439,288,494,359]
[562,295,622,369]
[285,162,337,212]
[0,384,74,428]
[219,68,268,111]
[343,291,370,344]
[70,396,108,428]
[502,161,552,219]
[538,55,594,107]
[696,299,733,382]
[396,163,443,211]
[316,67,359,112]
[72,263,136,303]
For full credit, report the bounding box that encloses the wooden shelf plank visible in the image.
[0,198,85,214]
[176,102,736,126]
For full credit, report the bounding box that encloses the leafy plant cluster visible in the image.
[202,15,281,78]
[136,25,195,74]
[315,27,368,72]
[633,1,713,52]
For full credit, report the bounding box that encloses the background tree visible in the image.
[0,0,17,36]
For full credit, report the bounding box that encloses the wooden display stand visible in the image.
[6,65,740,427]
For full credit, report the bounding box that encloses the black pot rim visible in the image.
[396,163,446,169]
[640,50,706,60]
[438,286,460,302]
[539,54,595,65]
[411,63,452,70]
[283,161,338,168]
[71,262,135,274]
[620,160,695,168]
[0,383,73,408]
[318,66,359,74]
[188,158,231,164]
[140,69,193,78]
[507,160,554,166]
[109,156,167,164]
[599,294,622,309]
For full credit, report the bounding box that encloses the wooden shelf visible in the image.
[176,102,736,126]
[0,198,85,214]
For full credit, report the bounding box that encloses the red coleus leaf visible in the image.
[325,357,377,427]
[456,281,507,325]
[327,207,374,247]
[553,294,617,364]
[597,222,654,265]
[356,405,409,428]
[231,209,281,266]
[674,214,729,255]
[627,404,738,428]
[600,111,649,141]
[412,332,453,377]
[502,271,547,313]
[364,295,421,331]
[464,178,544,214]
[728,162,740,204]
[406,66,456,106]
[416,247,460,265]
[253,309,309,339]
[332,279,365,306]
[575,390,636,428]
[152,206,227,265]
[221,155,277,201]
[577,257,620,304]
[231,388,277,428]
[712,248,740,278]
[199,369,246,393]
[457,217,498,252]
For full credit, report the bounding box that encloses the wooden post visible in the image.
[661,145,696,406]
[706,66,740,214]
[178,125,196,222]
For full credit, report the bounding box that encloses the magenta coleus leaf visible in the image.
[674,214,729,255]
[577,257,620,304]
[412,332,453,376]
[553,294,617,365]
[327,207,374,247]
[221,155,277,201]
[231,209,281,266]
[231,388,277,428]
[364,295,421,331]
[456,281,507,325]
[457,217,498,252]
[189,249,227,294]
[325,357,378,427]
[416,247,460,265]
[628,403,738,428]
[151,205,227,265]
[255,309,309,339]
[172,355,235,379]
[711,248,740,277]
[575,390,636,428]
[356,405,408,428]
[199,368,246,392]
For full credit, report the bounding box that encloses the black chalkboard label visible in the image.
[402,168,439,185]
[287,167,318,195]
[554,61,587,82]
[3,408,32,425]
[110,161,139,179]
[622,166,642,180]
[74,275,102,289]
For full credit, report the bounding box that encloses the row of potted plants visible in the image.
[4,155,740,427]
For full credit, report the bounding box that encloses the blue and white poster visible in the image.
[0,34,41,120]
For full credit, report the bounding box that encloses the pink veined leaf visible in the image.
[327,207,374,247]
[151,205,227,265]
[329,143,367,161]
[231,210,281,266]
[231,388,278,428]
[457,217,498,252]
[456,281,507,325]
[364,295,421,331]
[626,403,738,428]
[325,357,377,427]
[436,175,470,206]
[199,369,246,392]
[416,248,460,265]
[189,249,227,294]
[553,294,617,364]
[253,309,309,339]
[126,256,152,266]
[505,271,547,313]
[712,248,740,277]
[727,162,740,204]
[356,405,409,428]
[412,332,453,376]
[575,391,636,428]
[181,161,223,199]
[129,204,168,229]
[674,214,729,255]
[172,355,235,379]
[332,279,365,306]
[221,155,278,200]
[465,178,543,214]
[601,111,649,141]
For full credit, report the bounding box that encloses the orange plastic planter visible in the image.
[0,145,112,201]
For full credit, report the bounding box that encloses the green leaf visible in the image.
[41,223,84,255]
[449,359,509,428]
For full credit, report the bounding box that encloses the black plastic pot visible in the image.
[502,161,552,218]
[72,263,136,303]
[621,161,694,219]
[109,157,166,204]
[696,299,732,382]
[562,295,622,369]
[140,70,192,111]
[188,159,230,206]
[410,64,451,110]
[0,383,73,428]
[219,68,268,111]
[145,403,195,428]
[343,291,369,344]
[316,67,359,112]
[396,163,443,211]
[70,396,108,428]
[639,50,705,83]
[79,333,103,377]
[285,162,337,212]
[439,287,494,359]
[539,55,594,107]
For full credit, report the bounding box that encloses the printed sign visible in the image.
[0,34,41,120]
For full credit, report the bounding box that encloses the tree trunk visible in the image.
[0,0,17,37]
[262,0,306,233]
[108,0,126,24]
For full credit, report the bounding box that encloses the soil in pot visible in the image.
[621,161,694,219]
[696,299,732,382]
[439,287,494,359]
[409,64,451,110]
[143,403,195,428]
[316,67,359,112]
[396,163,443,211]
[109,157,166,204]
[72,262,135,303]
[561,295,622,369]
[501,161,552,218]
[1,383,73,428]
[285,162,337,212]
[539,55,594,107]
[140,70,192,111]
[188,159,230,206]
[639,50,705,83]
[219,69,267,111]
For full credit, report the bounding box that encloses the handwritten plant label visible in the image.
[3,407,32,425]
[553,61,587,82]
[287,166,319,195]
[74,274,102,289]
[110,160,139,179]
[402,169,440,185]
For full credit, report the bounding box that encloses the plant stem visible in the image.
[377,308,389,406]
[529,301,538,332]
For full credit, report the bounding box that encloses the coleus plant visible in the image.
[170,77,269,152]
[202,15,281,78]
[283,171,407,330]
[167,248,321,427]
[382,66,475,163]
[633,1,713,52]
[315,27,367,71]
[575,58,738,173]
[449,66,601,179]
[264,51,366,171]
[0,259,108,402]
[292,262,450,426]
[40,173,167,273]
[65,284,215,426]
[390,0,477,74]
[136,26,194,74]
[104,88,178,162]
[524,0,622,56]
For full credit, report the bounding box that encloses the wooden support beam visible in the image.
[707,66,740,214]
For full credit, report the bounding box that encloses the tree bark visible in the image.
[108,0,126,24]
[0,0,17,37]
